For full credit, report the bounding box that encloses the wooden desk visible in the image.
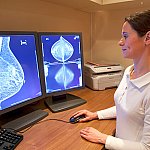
[16,87,116,150]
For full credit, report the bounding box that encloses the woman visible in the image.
[72,10,150,149]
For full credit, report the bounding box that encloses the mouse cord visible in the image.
[38,118,70,124]
[18,118,70,134]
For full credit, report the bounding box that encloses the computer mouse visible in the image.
[69,114,85,124]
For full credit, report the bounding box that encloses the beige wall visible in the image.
[91,7,149,68]
[1,1,149,68]
[0,0,91,62]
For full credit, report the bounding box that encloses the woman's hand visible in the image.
[72,110,98,122]
[80,127,108,144]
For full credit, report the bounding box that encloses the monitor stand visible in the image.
[1,109,48,131]
[44,93,87,113]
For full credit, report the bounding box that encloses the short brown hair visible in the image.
[125,10,150,37]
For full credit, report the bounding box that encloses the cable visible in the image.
[18,118,70,134]
[38,118,69,124]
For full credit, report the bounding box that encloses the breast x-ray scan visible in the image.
[0,34,42,111]
[40,34,83,94]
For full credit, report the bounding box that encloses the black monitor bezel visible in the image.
[38,32,85,97]
[0,31,45,116]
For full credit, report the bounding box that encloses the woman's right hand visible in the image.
[72,110,98,122]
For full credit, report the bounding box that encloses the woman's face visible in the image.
[118,21,145,60]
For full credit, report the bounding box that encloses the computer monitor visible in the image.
[38,32,86,112]
[0,31,48,131]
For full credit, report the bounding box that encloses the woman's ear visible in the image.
[144,31,150,45]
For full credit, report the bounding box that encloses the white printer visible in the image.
[84,62,124,90]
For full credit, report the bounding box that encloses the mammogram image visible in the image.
[0,37,24,109]
[42,35,82,93]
